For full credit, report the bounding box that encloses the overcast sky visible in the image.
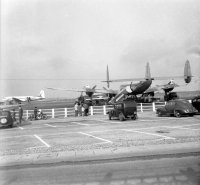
[1,0,200,98]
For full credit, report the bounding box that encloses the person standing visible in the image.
[83,103,89,116]
[12,109,16,122]
[74,102,78,117]
[18,105,23,125]
[34,107,38,120]
[81,104,85,116]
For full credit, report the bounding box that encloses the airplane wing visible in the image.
[11,97,24,103]
[153,76,184,80]
[102,77,146,83]
[95,88,118,95]
[47,87,88,93]
[144,87,159,94]
[107,76,187,83]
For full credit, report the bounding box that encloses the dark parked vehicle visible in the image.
[192,96,200,112]
[107,99,137,121]
[156,99,198,117]
[0,110,14,128]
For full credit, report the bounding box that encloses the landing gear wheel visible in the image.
[174,110,181,118]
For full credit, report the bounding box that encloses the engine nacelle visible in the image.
[184,76,192,83]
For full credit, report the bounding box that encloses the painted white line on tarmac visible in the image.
[79,132,113,143]
[71,122,90,126]
[44,124,57,128]
[163,126,200,131]
[123,129,176,140]
[94,117,179,124]
[34,134,50,148]
[94,120,125,124]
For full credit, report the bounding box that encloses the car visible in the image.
[107,99,137,121]
[156,99,198,117]
[192,96,200,113]
[0,110,14,128]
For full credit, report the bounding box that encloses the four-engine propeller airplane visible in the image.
[102,60,192,104]
[1,90,45,104]
[47,60,192,104]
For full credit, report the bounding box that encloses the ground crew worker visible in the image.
[12,109,16,122]
[78,103,82,116]
[74,102,78,117]
[83,103,89,116]
[81,104,85,116]
[18,105,23,125]
[34,107,38,120]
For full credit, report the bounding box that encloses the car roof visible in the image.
[169,99,189,103]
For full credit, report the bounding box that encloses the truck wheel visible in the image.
[174,110,181,118]
[119,113,125,121]
[157,110,162,117]
[132,114,137,120]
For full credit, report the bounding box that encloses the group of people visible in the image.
[74,102,89,117]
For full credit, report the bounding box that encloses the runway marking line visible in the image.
[122,129,176,140]
[44,124,57,128]
[71,122,90,126]
[94,117,181,124]
[163,124,200,130]
[34,134,50,148]
[78,132,113,144]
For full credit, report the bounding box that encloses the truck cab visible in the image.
[107,99,137,121]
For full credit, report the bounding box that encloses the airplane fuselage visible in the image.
[109,79,152,104]
[129,79,152,95]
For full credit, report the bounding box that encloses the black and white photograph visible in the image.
[0,0,200,184]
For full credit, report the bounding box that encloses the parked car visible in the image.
[0,110,14,128]
[156,99,198,117]
[192,96,200,113]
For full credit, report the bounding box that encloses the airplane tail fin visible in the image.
[145,62,152,80]
[184,60,192,83]
[39,90,45,98]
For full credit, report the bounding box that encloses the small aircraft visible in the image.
[1,90,45,104]
[102,60,192,104]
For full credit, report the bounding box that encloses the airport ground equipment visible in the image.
[107,99,137,121]
[28,111,48,120]
[156,99,198,117]
[0,110,14,128]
